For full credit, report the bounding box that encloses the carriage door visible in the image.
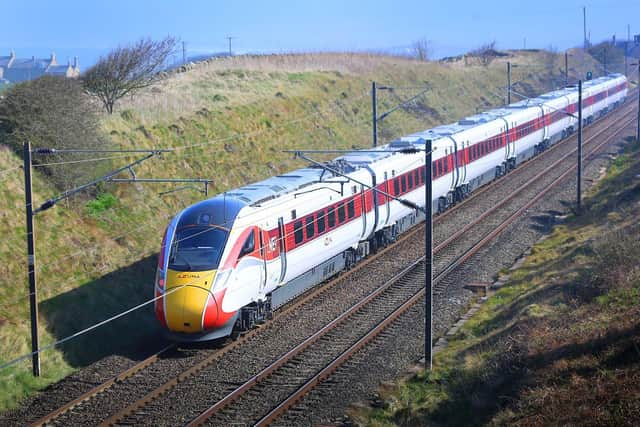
[277,217,287,284]
[257,231,268,293]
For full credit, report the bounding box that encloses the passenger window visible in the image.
[239,231,255,257]
[328,207,336,228]
[421,167,426,182]
[415,170,420,185]
[401,176,407,193]
[394,178,400,194]
[294,221,303,244]
[408,172,414,189]
[347,200,355,218]
[338,204,346,223]
[305,216,315,239]
[317,212,326,234]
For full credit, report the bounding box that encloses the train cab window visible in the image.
[401,176,407,193]
[239,231,255,257]
[305,216,315,239]
[408,172,414,189]
[169,226,229,271]
[393,178,400,195]
[294,221,304,244]
[317,212,326,233]
[338,204,346,223]
[328,207,336,228]
[347,199,355,218]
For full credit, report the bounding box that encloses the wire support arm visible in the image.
[34,153,156,214]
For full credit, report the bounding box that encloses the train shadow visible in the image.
[39,254,189,368]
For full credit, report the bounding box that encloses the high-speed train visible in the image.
[155,73,627,340]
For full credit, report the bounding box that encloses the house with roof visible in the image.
[0,51,80,83]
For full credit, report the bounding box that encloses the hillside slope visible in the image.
[0,50,602,410]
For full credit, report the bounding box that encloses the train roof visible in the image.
[223,168,328,206]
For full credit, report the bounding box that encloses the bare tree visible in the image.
[470,41,498,66]
[83,37,178,114]
[411,38,430,61]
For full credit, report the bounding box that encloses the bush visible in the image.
[85,193,118,217]
[590,227,640,291]
[0,75,112,194]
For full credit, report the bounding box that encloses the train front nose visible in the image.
[165,270,217,333]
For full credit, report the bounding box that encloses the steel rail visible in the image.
[27,344,175,427]
[252,111,637,427]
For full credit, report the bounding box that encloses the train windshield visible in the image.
[168,226,229,271]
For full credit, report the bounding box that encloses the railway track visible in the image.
[184,102,638,426]
[23,93,636,427]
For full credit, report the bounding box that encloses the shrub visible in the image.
[0,75,112,194]
[85,193,118,217]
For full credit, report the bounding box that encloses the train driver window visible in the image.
[239,231,255,257]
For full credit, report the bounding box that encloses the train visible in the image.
[154,73,628,341]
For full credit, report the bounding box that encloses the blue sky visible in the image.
[1,0,637,67]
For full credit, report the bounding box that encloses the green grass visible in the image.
[85,193,118,217]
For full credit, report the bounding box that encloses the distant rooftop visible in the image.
[0,50,80,83]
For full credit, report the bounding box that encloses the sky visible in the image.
[1,0,638,68]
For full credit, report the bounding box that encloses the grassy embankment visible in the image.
[0,50,600,411]
[356,137,640,426]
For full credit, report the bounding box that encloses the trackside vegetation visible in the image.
[355,137,640,426]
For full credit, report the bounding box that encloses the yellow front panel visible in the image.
[165,269,216,333]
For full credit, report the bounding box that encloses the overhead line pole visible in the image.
[372,81,378,147]
[507,62,512,104]
[565,52,569,85]
[637,62,640,142]
[23,141,40,377]
[583,7,588,50]
[424,139,433,370]
[577,80,583,211]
